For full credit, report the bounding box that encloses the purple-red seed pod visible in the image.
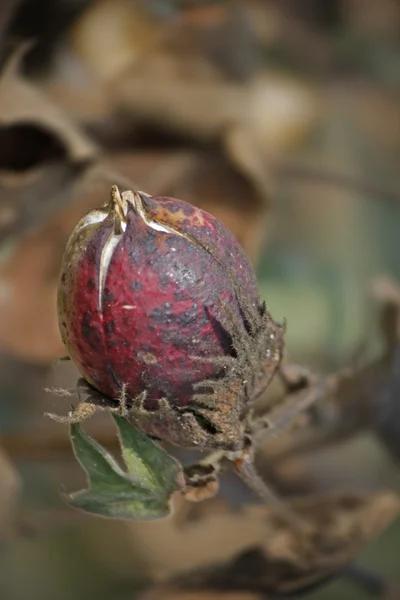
[58,187,284,449]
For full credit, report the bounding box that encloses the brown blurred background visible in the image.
[0,1,399,599]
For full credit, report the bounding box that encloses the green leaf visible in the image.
[113,414,183,495]
[64,488,170,521]
[64,418,184,521]
[70,423,134,492]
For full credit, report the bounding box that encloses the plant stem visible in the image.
[231,448,313,534]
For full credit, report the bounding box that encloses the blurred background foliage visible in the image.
[0,1,399,599]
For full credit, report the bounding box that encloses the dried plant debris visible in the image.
[0,47,97,248]
[331,278,400,457]
[104,27,320,153]
[2,0,91,73]
[138,492,400,599]
[253,276,400,489]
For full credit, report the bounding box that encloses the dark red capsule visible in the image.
[58,187,283,448]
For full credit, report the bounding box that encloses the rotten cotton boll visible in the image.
[58,186,284,450]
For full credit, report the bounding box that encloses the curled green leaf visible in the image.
[64,417,184,520]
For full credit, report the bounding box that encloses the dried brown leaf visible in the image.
[134,491,399,598]
[113,56,319,151]
[0,47,96,162]
[0,47,98,246]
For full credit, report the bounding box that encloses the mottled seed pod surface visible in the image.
[58,187,284,449]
